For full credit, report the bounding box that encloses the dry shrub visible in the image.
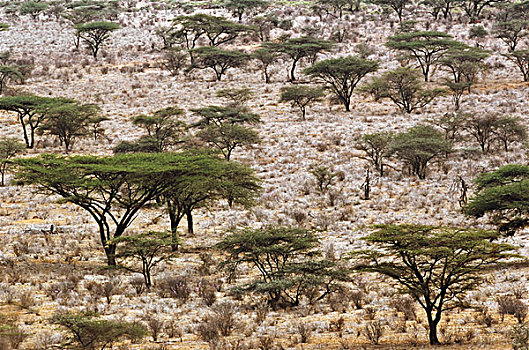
[363,320,384,345]
[295,322,314,344]
[157,276,191,301]
[498,296,528,323]
[391,295,416,321]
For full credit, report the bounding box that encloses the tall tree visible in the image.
[263,36,335,82]
[192,47,251,81]
[493,116,527,152]
[386,31,464,82]
[131,106,187,151]
[504,50,529,82]
[353,224,517,345]
[0,95,75,148]
[220,0,270,22]
[461,0,506,23]
[110,231,174,289]
[162,155,260,244]
[279,85,326,120]
[363,67,444,113]
[191,106,261,160]
[217,227,348,309]
[252,48,279,83]
[15,152,203,265]
[463,164,529,235]
[0,137,24,186]
[389,125,451,179]
[373,0,412,21]
[0,66,23,95]
[355,132,393,177]
[38,103,101,152]
[19,1,49,20]
[303,56,378,112]
[75,21,120,58]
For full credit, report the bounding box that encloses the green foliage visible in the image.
[220,0,270,21]
[279,85,326,120]
[215,87,253,108]
[63,0,121,24]
[372,0,411,21]
[0,95,75,148]
[252,48,279,83]
[52,311,147,349]
[385,31,464,82]
[110,231,175,288]
[0,23,8,32]
[131,106,186,151]
[264,36,335,81]
[0,137,24,186]
[504,50,529,82]
[114,137,161,154]
[217,227,348,308]
[389,125,451,179]
[493,19,529,52]
[38,103,101,152]
[470,25,488,39]
[0,314,27,349]
[19,1,48,19]
[75,21,120,58]
[0,65,23,95]
[354,224,518,345]
[461,0,505,23]
[303,55,378,111]
[309,164,338,192]
[355,132,393,176]
[463,164,529,235]
[14,152,223,265]
[363,67,444,113]
[191,46,251,81]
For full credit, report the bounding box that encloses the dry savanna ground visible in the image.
[1,0,529,349]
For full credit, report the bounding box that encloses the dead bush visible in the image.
[363,320,384,345]
[498,296,528,323]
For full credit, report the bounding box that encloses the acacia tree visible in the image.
[386,31,464,82]
[263,36,335,82]
[192,47,251,81]
[110,231,174,289]
[463,164,529,235]
[53,312,147,350]
[0,66,23,95]
[303,56,378,112]
[220,0,270,22]
[217,227,349,309]
[438,46,489,110]
[279,85,326,120]
[0,95,75,148]
[38,102,101,152]
[192,106,261,160]
[131,106,187,151]
[373,0,412,21]
[162,156,260,246]
[252,48,279,83]
[14,153,200,266]
[463,113,498,152]
[389,125,451,179]
[355,132,393,176]
[462,0,506,23]
[493,116,527,152]
[19,1,49,20]
[0,137,24,186]
[504,50,529,82]
[363,67,444,113]
[353,224,517,345]
[75,21,120,58]
[493,19,529,52]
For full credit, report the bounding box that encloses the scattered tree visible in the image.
[279,85,326,120]
[373,0,412,21]
[52,311,147,350]
[264,36,335,82]
[504,50,529,82]
[0,138,24,186]
[353,224,518,345]
[303,56,378,112]
[110,231,175,289]
[355,132,393,176]
[463,113,498,152]
[0,95,75,148]
[363,67,444,114]
[0,66,23,95]
[493,116,527,152]
[220,0,270,22]
[131,106,186,151]
[385,31,464,82]
[463,164,529,235]
[389,125,451,179]
[192,47,251,81]
[38,102,101,152]
[75,21,120,58]
[252,48,279,83]
[19,1,48,20]
[217,227,348,309]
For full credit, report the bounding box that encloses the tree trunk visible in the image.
[185,209,194,235]
[290,60,298,82]
[104,243,117,266]
[427,311,441,345]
